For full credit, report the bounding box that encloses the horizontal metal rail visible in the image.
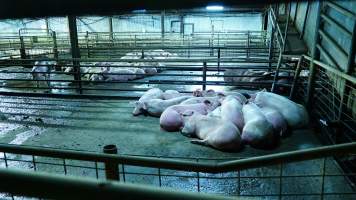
[302,55,356,84]
[0,142,355,173]
[0,168,238,200]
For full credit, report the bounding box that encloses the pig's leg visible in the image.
[190,139,208,146]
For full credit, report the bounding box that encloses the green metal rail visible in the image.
[1,142,356,174]
[0,168,242,200]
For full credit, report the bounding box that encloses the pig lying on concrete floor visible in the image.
[160,100,218,132]
[180,111,242,151]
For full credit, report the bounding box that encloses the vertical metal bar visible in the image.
[86,31,89,58]
[263,10,269,31]
[32,155,37,171]
[52,32,58,62]
[306,1,322,108]
[121,164,126,182]
[141,49,144,59]
[217,48,221,72]
[247,31,250,58]
[202,62,207,91]
[3,152,8,168]
[94,161,99,179]
[282,3,291,53]
[320,157,327,200]
[161,10,165,39]
[158,167,162,187]
[134,35,137,47]
[67,15,82,94]
[196,158,200,192]
[45,17,50,35]
[63,159,67,175]
[238,170,241,195]
[279,163,283,200]
[19,36,26,60]
[271,51,283,92]
[300,1,310,39]
[108,16,113,43]
[103,145,119,181]
[293,2,299,25]
[338,22,356,121]
[289,56,304,99]
[180,15,184,35]
[268,26,275,72]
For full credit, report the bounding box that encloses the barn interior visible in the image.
[0,0,355,199]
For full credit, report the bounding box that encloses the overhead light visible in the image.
[206,5,224,11]
[132,9,147,13]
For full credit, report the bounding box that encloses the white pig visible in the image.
[220,95,244,131]
[260,107,288,137]
[132,96,192,117]
[242,103,276,149]
[132,88,164,116]
[180,112,242,151]
[254,91,309,129]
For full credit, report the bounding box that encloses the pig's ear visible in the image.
[129,101,140,106]
[203,100,212,105]
[142,102,148,110]
[182,110,194,116]
[261,88,267,92]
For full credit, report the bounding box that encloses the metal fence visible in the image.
[0,142,355,199]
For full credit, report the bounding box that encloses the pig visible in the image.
[180,112,242,151]
[132,96,192,117]
[132,88,164,116]
[180,96,222,106]
[207,106,221,118]
[31,61,57,87]
[160,101,218,132]
[220,95,244,131]
[103,68,136,81]
[162,90,192,100]
[254,91,309,129]
[260,107,289,137]
[192,89,217,97]
[242,103,276,149]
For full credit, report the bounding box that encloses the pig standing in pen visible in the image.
[31,61,57,88]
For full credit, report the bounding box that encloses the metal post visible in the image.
[293,2,298,25]
[68,15,82,94]
[306,1,322,108]
[161,11,165,38]
[180,15,184,35]
[103,144,119,181]
[86,31,89,58]
[45,18,50,35]
[247,31,250,59]
[338,22,356,120]
[52,31,60,70]
[282,3,291,53]
[263,10,268,31]
[202,62,207,91]
[300,1,310,39]
[289,56,303,100]
[268,29,275,72]
[141,49,144,59]
[19,36,26,60]
[217,48,221,72]
[108,16,113,44]
[271,51,283,92]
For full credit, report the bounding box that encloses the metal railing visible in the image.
[0,142,355,199]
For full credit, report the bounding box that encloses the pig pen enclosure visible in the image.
[0,2,356,200]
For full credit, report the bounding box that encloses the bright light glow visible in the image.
[206,5,224,11]
[132,9,147,13]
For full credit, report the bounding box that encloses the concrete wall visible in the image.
[0,13,262,35]
[289,0,355,72]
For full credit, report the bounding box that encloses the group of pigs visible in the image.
[132,88,309,151]
[32,49,176,87]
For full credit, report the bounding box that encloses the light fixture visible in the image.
[132,9,147,13]
[206,5,224,11]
